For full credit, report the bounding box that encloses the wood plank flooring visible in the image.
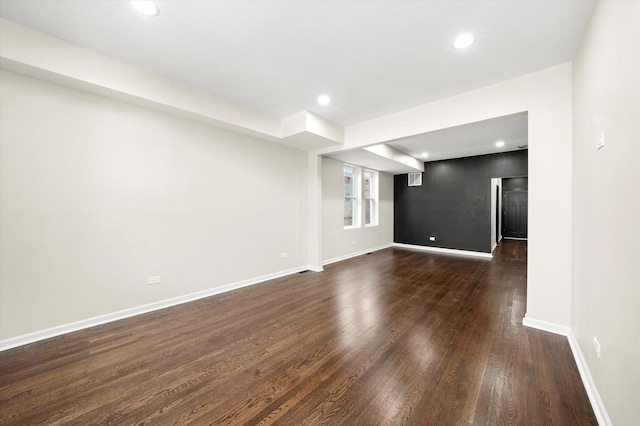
[0,240,596,425]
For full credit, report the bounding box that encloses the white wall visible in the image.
[0,70,308,340]
[571,1,640,424]
[322,157,393,263]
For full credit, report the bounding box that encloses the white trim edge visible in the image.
[392,243,492,259]
[522,315,571,336]
[567,332,612,426]
[305,264,324,272]
[0,264,315,351]
[322,243,393,266]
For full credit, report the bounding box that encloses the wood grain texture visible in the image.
[0,240,596,425]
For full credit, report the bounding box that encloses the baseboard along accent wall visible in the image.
[393,243,493,259]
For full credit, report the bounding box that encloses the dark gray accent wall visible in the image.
[394,150,528,253]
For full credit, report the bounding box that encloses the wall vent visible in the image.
[408,172,422,187]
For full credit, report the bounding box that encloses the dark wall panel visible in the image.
[394,150,528,253]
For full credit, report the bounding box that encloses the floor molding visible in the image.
[322,243,393,266]
[0,264,313,351]
[524,316,611,426]
[393,243,492,259]
[567,332,612,426]
[305,264,324,273]
[522,315,571,336]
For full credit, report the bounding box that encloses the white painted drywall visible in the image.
[0,19,282,141]
[0,70,307,340]
[571,1,640,423]
[322,157,393,263]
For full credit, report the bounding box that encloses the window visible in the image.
[343,165,360,228]
[364,169,378,226]
[343,165,379,229]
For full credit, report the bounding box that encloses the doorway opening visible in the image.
[502,177,528,240]
[491,176,528,252]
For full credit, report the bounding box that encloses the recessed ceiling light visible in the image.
[421,152,429,158]
[131,1,160,17]
[317,95,331,106]
[496,141,505,147]
[454,33,474,49]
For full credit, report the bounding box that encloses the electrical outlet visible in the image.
[148,276,161,285]
[429,236,436,241]
[281,252,288,258]
[593,337,601,358]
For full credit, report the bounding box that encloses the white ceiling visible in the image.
[0,1,592,174]
[390,112,528,162]
[328,112,528,173]
[0,0,593,128]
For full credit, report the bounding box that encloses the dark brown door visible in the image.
[503,190,528,238]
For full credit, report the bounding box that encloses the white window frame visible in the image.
[363,169,379,227]
[343,165,361,229]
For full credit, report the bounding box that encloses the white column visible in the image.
[306,152,323,271]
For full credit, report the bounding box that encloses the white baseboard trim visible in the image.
[392,243,492,259]
[305,264,324,272]
[491,242,497,252]
[524,316,611,426]
[567,332,612,426]
[522,315,571,336]
[0,264,315,351]
[322,243,393,266]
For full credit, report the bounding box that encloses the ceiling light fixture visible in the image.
[131,1,160,17]
[421,152,429,158]
[317,95,331,106]
[496,141,505,147]
[454,33,474,49]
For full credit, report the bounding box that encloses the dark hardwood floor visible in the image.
[0,240,596,425]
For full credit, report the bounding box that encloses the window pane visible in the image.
[364,170,378,226]
[344,198,353,226]
[344,176,353,197]
[365,199,371,225]
[344,167,354,197]
[364,171,371,198]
